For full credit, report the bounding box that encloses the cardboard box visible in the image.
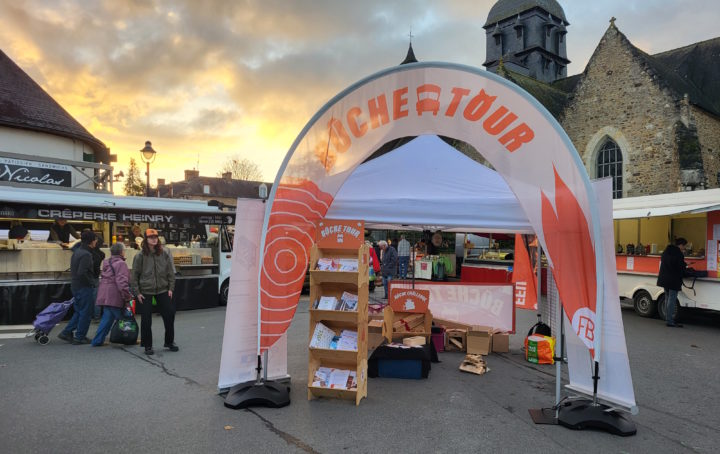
[467,326,493,355]
[445,329,467,352]
[492,331,509,353]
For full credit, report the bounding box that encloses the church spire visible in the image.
[400,29,418,65]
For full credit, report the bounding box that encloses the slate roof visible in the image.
[496,63,575,118]
[652,37,720,117]
[158,176,272,199]
[484,0,567,27]
[0,49,109,162]
[492,27,720,120]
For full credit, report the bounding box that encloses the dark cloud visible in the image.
[0,0,717,183]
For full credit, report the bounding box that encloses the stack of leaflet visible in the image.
[309,323,358,351]
[313,292,358,311]
[335,330,358,351]
[311,367,358,390]
[340,292,358,311]
[309,322,336,349]
[315,258,359,272]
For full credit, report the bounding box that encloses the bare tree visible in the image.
[124,158,146,196]
[218,156,263,181]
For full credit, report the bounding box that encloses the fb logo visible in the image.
[571,308,596,349]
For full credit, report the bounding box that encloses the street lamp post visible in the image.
[140,140,157,197]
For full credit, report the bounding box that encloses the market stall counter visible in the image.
[0,244,221,324]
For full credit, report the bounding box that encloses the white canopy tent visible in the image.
[326,135,533,233]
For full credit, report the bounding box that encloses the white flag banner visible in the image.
[565,179,637,411]
[218,198,288,390]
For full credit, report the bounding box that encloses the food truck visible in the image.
[613,188,720,321]
[0,186,235,325]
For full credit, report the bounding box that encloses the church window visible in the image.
[516,27,523,40]
[597,139,623,198]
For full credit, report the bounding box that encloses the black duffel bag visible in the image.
[110,308,139,345]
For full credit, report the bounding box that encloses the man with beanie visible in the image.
[58,229,98,344]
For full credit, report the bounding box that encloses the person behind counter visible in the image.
[128,224,143,249]
[132,228,178,355]
[8,220,29,240]
[427,231,444,255]
[47,218,80,245]
[57,229,97,344]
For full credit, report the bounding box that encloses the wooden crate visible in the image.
[382,307,433,343]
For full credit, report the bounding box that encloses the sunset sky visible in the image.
[1,0,718,191]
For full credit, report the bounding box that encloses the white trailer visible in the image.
[613,188,720,321]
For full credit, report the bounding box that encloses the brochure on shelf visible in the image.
[312,367,358,390]
[341,292,358,311]
[316,258,336,271]
[337,259,359,271]
[317,296,338,310]
[310,322,336,349]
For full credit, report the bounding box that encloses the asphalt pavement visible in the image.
[2,293,720,453]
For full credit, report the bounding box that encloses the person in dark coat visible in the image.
[379,240,398,300]
[656,237,687,327]
[89,236,106,321]
[57,229,97,344]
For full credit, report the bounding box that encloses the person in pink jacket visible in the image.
[91,243,133,346]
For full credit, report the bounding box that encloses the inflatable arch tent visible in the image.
[224,62,636,429]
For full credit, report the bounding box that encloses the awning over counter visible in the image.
[612,188,720,220]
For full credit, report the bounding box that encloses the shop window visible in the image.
[597,139,623,199]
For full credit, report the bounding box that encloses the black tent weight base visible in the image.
[557,398,637,436]
[224,380,290,409]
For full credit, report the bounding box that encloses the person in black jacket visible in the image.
[656,237,687,327]
[58,230,98,344]
[89,235,106,321]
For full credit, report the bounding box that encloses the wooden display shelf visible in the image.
[309,309,360,325]
[309,270,361,284]
[308,242,368,406]
[309,348,359,364]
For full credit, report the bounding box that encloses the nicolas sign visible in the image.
[0,157,72,187]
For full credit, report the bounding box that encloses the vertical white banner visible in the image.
[564,179,637,411]
[218,199,288,390]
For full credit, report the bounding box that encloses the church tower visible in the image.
[483,0,570,83]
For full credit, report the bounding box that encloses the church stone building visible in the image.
[483,0,720,198]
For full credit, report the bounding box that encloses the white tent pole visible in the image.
[536,243,542,318]
[554,263,563,416]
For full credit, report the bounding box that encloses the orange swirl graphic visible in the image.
[260,179,334,351]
